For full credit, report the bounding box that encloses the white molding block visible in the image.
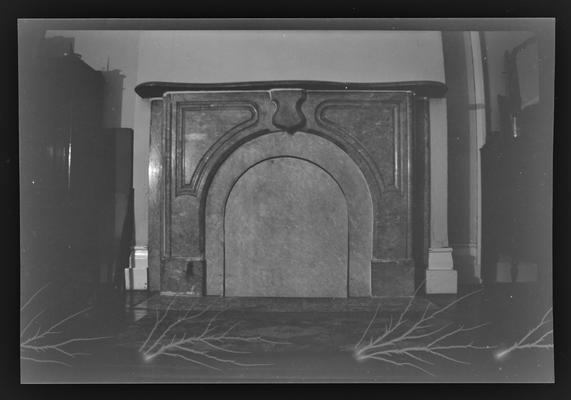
[125,246,149,290]
[130,246,149,269]
[426,247,457,294]
[428,247,454,270]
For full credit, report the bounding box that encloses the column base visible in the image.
[426,269,458,294]
[428,247,454,269]
[124,267,148,290]
[426,247,457,294]
[125,246,149,290]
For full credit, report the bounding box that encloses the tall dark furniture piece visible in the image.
[20,45,134,304]
[481,34,553,290]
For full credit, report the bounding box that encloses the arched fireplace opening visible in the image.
[224,156,348,297]
[205,131,374,297]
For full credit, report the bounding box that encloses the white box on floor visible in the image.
[124,267,148,290]
[517,262,538,282]
[496,261,512,283]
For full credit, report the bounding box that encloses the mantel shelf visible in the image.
[135,80,447,99]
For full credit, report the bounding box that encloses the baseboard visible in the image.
[428,247,454,270]
[495,259,538,283]
[451,243,482,285]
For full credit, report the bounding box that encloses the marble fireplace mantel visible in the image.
[136,80,456,296]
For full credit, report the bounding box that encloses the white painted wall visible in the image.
[135,31,445,83]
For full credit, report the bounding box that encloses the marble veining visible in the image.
[225,157,348,297]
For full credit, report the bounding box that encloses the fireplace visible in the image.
[136,81,447,297]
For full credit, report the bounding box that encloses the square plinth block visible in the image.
[425,269,458,294]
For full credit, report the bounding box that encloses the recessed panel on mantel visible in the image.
[224,157,349,297]
[180,105,254,188]
[312,95,405,193]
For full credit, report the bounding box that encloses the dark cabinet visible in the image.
[20,49,133,300]
[481,35,552,287]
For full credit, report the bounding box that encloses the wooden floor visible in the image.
[20,283,553,383]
